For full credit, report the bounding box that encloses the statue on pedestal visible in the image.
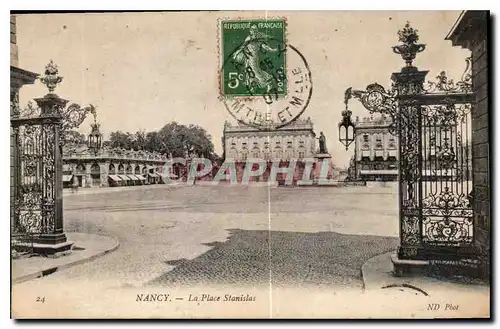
[318,131,327,154]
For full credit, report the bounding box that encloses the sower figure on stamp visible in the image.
[318,131,327,154]
[232,25,279,94]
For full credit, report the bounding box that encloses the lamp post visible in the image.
[87,109,102,156]
[338,96,356,180]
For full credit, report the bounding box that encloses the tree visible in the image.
[135,130,147,151]
[105,122,217,159]
[109,131,133,149]
[156,122,215,159]
[66,130,87,145]
[221,132,226,161]
[145,131,163,153]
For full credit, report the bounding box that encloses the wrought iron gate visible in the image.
[11,107,61,251]
[396,65,474,261]
[11,60,94,255]
[345,22,475,263]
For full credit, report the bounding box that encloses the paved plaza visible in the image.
[15,184,399,289]
[13,184,491,318]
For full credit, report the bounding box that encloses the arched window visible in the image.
[285,146,293,160]
[118,164,125,174]
[135,165,141,174]
[241,147,248,162]
[75,163,85,175]
[274,147,283,160]
[90,163,101,187]
[229,147,238,159]
[298,145,305,159]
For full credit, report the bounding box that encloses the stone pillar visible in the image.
[85,163,92,188]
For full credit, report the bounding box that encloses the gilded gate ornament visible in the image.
[392,22,426,67]
[39,60,63,93]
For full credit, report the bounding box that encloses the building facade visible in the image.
[10,15,39,231]
[62,145,170,188]
[353,114,399,181]
[446,10,489,276]
[223,117,317,162]
[350,113,472,182]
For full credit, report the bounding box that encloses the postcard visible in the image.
[10,10,490,319]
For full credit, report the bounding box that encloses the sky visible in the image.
[16,11,470,167]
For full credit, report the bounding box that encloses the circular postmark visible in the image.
[219,36,312,130]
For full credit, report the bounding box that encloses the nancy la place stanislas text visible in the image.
[136,293,257,302]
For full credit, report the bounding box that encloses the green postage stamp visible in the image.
[220,19,287,97]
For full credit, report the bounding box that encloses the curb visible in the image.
[360,250,396,291]
[13,235,120,285]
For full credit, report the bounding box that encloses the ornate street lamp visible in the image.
[87,109,102,156]
[338,92,355,151]
[338,94,356,181]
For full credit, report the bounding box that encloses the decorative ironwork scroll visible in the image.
[425,57,473,94]
[345,83,399,135]
[59,103,96,146]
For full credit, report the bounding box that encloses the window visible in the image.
[299,151,305,159]
[363,134,369,143]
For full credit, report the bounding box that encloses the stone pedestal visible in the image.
[313,153,332,183]
[391,253,429,277]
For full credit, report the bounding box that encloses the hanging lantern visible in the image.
[338,108,355,151]
[87,121,102,156]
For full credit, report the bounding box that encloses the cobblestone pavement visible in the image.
[150,229,397,288]
[16,184,399,290]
